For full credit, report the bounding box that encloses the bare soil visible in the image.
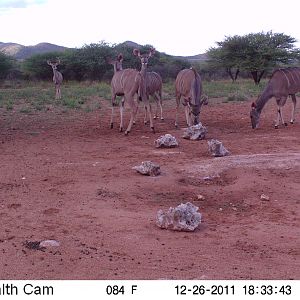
[0,98,299,280]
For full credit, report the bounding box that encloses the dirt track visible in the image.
[0,98,299,279]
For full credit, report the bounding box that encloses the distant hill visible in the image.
[0,42,69,60]
[122,41,141,49]
[0,41,207,62]
[178,53,208,62]
[122,41,207,62]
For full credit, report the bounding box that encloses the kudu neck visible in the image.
[114,63,122,73]
[140,64,148,76]
[255,85,273,113]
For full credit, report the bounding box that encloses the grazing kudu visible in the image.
[250,67,300,129]
[133,47,156,133]
[47,59,63,99]
[109,53,139,134]
[175,68,206,128]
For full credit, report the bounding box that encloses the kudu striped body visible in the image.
[47,59,63,99]
[250,67,300,129]
[109,53,139,134]
[137,71,163,124]
[175,68,205,127]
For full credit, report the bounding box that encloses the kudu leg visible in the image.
[55,85,58,100]
[275,97,288,128]
[275,106,287,128]
[144,105,148,125]
[159,98,163,120]
[120,98,125,132]
[132,94,140,125]
[124,98,138,135]
[290,94,297,124]
[152,96,158,120]
[145,100,155,133]
[110,94,117,129]
[175,95,181,128]
[185,105,192,127]
[154,92,163,120]
[58,84,62,99]
[139,97,154,132]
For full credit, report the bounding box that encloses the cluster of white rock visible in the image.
[156,202,202,231]
[132,123,230,233]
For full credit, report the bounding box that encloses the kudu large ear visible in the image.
[149,48,155,57]
[133,49,140,57]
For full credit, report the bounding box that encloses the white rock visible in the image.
[197,194,205,200]
[154,134,179,148]
[208,139,230,157]
[260,194,270,201]
[132,161,161,176]
[39,240,60,247]
[183,123,207,140]
[156,202,202,231]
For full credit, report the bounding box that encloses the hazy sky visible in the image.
[1,0,299,56]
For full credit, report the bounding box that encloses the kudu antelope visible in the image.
[250,67,299,129]
[132,47,157,133]
[175,68,207,128]
[109,49,156,135]
[47,59,63,99]
[109,53,139,134]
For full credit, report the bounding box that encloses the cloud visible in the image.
[0,0,46,10]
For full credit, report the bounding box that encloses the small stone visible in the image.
[260,194,270,201]
[197,194,205,200]
[156,202,201,231]
[183,123,207,140]
[39,240,60,247]
[208,139,230,157]
[132,161,161,176]
[154,134,178,148]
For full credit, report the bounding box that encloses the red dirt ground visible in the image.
[0,97,299,280]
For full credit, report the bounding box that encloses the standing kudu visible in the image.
[250,67,300,129]
[109,53,139,134]
[175,68,207,128]
[133,47,156,133]
[47,59,63,99]
[109,48,157,135]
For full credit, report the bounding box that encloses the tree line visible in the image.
[1,32,300,84]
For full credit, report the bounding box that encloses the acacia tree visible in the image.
[76,42,112,80]
[207,35,245,82]
[241,32,300,84]
[207,31,300,84]
[0,52,14,80]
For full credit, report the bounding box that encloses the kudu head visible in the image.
[47,59,61,70]
[250,101,260,129]
[133,48,155,67]
[108,53,123,73]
